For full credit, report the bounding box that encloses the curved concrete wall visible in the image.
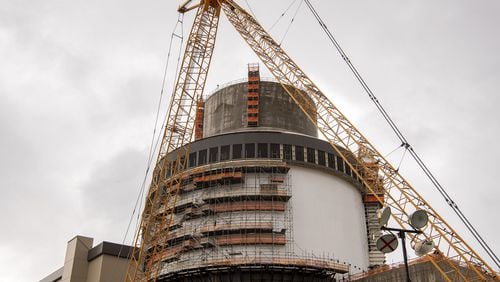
[203,81,318,137]
[290,165,370,270]
[155,130,371,278]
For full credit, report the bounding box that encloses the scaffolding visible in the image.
[144,159,348,281]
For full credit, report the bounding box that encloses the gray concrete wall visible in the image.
[203,81,317,137]
[352,259,487,282]
[203,82,247,138]
[260,81,317,137]
[87,254,129,282]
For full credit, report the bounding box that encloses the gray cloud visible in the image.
[79,147,147,242]
[1,0,498,280]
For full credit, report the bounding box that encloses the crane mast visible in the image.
[126,0,497,281]
[126,1,220,280]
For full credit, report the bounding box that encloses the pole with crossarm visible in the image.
[381,226,422,282]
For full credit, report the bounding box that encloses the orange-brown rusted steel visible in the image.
[194,98,205,140]
[209,201,286,213]
[247,63,260,127]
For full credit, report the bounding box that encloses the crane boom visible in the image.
[220,0,496,280]
[126,0,497,281]
[126,1,220,281]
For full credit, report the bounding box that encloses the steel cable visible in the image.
[304,0,499,268]
[116,13,185,262]
[269,0,299,32]
[279,0,304,46]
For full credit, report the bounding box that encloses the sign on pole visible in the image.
[376,233,398,254]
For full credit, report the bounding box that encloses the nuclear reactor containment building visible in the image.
[150,65,384,281]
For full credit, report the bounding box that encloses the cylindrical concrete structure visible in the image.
[149,77,373,281]
[203,80,318,138]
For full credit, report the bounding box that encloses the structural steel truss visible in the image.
[126,0,497,281]
[126,2,220,281]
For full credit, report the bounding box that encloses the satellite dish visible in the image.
[409,209,428,230]
[413,239,434,257]
[377,207,391,227]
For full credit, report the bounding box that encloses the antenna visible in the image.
[377,207,391,227]
[409,210,429,230]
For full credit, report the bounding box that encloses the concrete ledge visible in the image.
[87,241,134,262]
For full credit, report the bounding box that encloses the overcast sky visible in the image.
[1,0,499,281]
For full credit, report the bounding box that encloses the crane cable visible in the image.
[131,13,185,239]
[304,0,499,268]
[116,12,185,260]
[269,0,299,32]
[278,0,304,46]
[243,0,257,20]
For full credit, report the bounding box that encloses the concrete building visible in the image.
[143,64,384,281]
[40,236,133,282]
[350,254,486,282]
[42,65,482,282]
[43,64,389,282]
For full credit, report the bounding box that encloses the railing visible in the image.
[348,255,457,280]
[157,253,351,279]
[205,76,296,97]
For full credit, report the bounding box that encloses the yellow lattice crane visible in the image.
[125,0,498,281]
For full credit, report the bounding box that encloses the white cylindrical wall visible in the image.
[290,166,369,270]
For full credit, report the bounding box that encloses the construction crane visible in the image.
[125,0,498,281]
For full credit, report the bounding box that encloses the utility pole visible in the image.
[381,226,422,282]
